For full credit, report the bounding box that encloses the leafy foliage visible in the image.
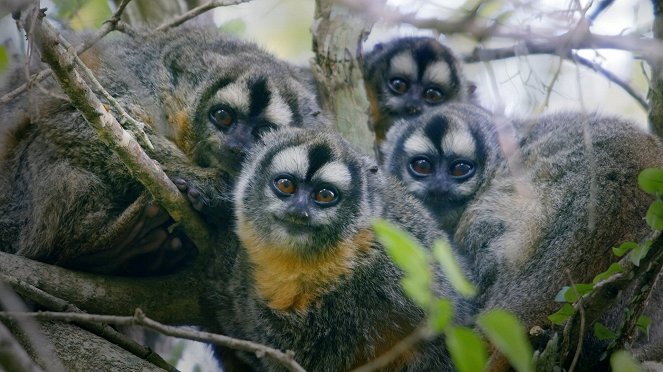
[610,350,643,372]
[477,310,534,372]
[446,326,487,372]
[374,219,534,371]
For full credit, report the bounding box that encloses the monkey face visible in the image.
[364,37,471,130]
[234,128,374,257]
[382,103,497,232]
[153,30,329,175]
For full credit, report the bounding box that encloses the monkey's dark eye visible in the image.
[208,105,235,128]
[273,176,296,196]
[313,187,339,206]
[449,160,475,179]
[388,78,409,95]
[409,157,433,177]
[423,88,444,103]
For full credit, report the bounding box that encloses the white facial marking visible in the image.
[442,128,476,159]
[423,61,452,86]
[270,145,309,179]
[404,130,437,156]
[264,91,293,127]
[213,79,250,113]
[311,161,352,191]
[389,51,417,79]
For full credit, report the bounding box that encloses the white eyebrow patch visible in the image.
[389,51,417,79]
[264,90,293,127]
[423,61,452,86]
[213,79,250,113]
[404,130,437,156]
[442,129,476,159]
[270,145,309,179]
[312,161,352,190]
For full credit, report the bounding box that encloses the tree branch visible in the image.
[569,51,649,111]
[0,320,44,372]
[0,309,307,372]
[0,0,134,105]
[155,0,254,31]
[311,0,382,156]
[648,0,663,137]
[0,251,208,327]
[19,5,213,254]
[1,273,177,371]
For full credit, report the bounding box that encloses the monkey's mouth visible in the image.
[271,214,316,234]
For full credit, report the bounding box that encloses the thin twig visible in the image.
[0,281,65,372]
[566,271,585,372]
[570,51,649,110]
[0,273,177,372]
[350,325,430,372]
[155,0,254,31]
[22,8,213,254]
[0,309,307,372]
[0,321,45,372]
[0,0,134,105]
[562,231,663,366]
[54,31,153,150]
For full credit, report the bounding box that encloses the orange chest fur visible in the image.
[239,224,374,312]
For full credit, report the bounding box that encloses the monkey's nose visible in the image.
[404,104,421,116]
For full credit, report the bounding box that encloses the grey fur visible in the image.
[382,103,663,320]
[0,28,327,274]
[209,128,473,371]
[381,102,663,355]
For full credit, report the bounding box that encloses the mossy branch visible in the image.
[19,5,213,255]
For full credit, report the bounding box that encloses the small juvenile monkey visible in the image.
[362,36,474,148]
[381,102,663,332]
[209,128,473,371]
[0,28,328,275]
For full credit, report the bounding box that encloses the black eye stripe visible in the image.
[248,78,271,117]
[423,116,447,155]
[306,144,333,181]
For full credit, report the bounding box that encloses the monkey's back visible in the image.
[457,111,663,328]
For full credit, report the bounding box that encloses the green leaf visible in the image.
[548,303,575,325]
[610,350,643,372]
[401,276,433,309]
[638,168,663,195]
[631,240,653,267]
[477,309,534,372]
[447,326,488,372]
[554,284,594,303]
[637,316,651,337]
[613,242,638,257]
[592,263,623,284]
[594,322,617,341]
[0,46,8,73]
[646,200,663,231]
[429,299,453,333]
[432,239,477,298]
[373,219,432,308]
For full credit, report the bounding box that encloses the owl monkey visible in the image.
[0,28,328,274]
[362,36,475,149]
[207,128,473,371]
[381,102,663,333]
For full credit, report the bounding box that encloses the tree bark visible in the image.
[311,0,383,157]
[649,0,663,137]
